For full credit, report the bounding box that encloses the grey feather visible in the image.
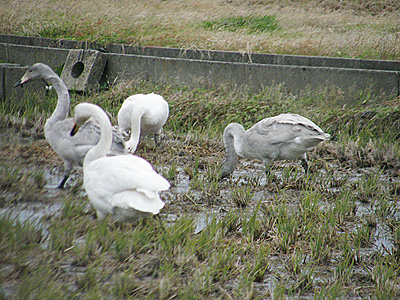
[14,63,126,188]
[220,113,330,178]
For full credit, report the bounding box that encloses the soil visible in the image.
[1,125,399,298]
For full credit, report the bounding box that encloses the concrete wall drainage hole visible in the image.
[71,61,84,78]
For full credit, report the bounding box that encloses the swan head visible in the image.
[14,63,54,87]
[70,103,109,137]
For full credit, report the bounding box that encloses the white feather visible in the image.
[118,93,169,153]
[72,102,170,222]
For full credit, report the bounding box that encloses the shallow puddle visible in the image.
[1,126,400,298]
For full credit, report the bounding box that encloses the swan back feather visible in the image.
[118,93,169,152]
[72,103,170,222]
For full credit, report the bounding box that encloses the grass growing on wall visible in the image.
[1,0,400,59]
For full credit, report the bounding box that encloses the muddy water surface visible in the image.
[1,127,399,298]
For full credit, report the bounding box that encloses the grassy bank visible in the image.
[1,0,400,60]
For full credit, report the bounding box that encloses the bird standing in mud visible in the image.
[71,102,170,222]
[220,113,330,178]
[14,63,126,188]
[118,93,169,153]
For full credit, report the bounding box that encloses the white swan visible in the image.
[220,113,331,178]
[117,93,169,153]
[14,63,126,188]
[70,102,170,222]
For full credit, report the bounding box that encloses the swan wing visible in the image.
[84,156,169,216]
[80,117,126,154]
[47,117,125,157]
[246,114,330,151]
[46,118,99,145]
[111,190,165,215]
[85,155,170,195]
[256,114,326,134]
[253,114,329,138]
[45,118,101,164]
[110,126,127,155]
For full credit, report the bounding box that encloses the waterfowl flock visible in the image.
[14,63,330,223]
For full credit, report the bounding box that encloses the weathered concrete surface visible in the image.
[0,63,46,102]
[106,53,399,99]
[2,34,399,71]
[1,34,399,102]
[0,43,69,71]
[61,49,107,91]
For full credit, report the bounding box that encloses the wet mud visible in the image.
[1,126,399,298]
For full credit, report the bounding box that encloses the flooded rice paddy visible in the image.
[1,126,400,299]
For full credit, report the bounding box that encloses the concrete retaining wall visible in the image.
[2,34,399,71]
[0,43,69,71]
[0,63,46,104]
[106,53,399,98]
[1,34,399,102]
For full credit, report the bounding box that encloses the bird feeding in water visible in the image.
[220,113,330,179]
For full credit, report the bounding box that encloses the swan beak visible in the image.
[13,79,23,88]
[70,123,80,136]
[13,74,29,88]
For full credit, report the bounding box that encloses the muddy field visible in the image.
[2,0,400,297]
[1,98,400,299]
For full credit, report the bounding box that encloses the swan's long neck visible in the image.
[45,75,70,128]
[221,123,245,177]
[127,108,144,152]
[83,108,113,167]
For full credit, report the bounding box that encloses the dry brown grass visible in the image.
[1,0,399,59]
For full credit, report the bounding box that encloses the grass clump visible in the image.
[0,166,46,206]
[202,15,279,34]
[0,215,42,256]
[231,186,254,208]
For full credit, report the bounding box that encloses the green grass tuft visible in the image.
[202,15,280,34]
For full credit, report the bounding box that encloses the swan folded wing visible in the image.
[269,114,324,131]
[125,94,146,103]
[62,118,125,155]
[293,135,328,150]
[109,126,127,154]
[257,114,325,135]
[81,118,125,144]
[46,119,99,162]
[110,167,170,193]
[87,156,170,194]
[252,122,313,144]
[50,118,100,146]
[111,190,165,214]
